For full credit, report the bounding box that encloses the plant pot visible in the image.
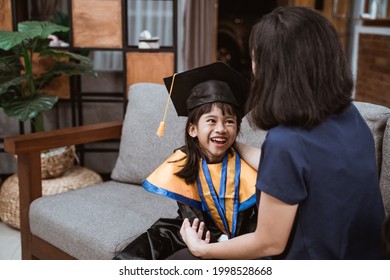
[41,145,76,179]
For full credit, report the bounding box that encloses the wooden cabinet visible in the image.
[0,0,13,31]
[126,52,174,88]
[72,0,123,48]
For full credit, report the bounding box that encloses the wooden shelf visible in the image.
[363,18,390,27]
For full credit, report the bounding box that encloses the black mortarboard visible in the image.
[156,61,249,137]
[164,61,249,116]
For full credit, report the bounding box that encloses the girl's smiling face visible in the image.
[188,104,238,163]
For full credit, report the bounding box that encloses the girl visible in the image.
[180,6,386,260]
[114,62,258,259]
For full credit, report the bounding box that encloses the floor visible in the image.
[0,221,21,260]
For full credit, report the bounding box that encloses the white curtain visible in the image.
[182,0,217,70]
[92,51,123,72]
[127,0,173,46]
[29,0,62,20]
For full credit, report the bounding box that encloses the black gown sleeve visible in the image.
[113,202,257,260]
[113,202,222,260]
[113,216,185,260]
[177,202,223,242]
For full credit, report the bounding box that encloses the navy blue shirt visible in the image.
[256,104,385,259]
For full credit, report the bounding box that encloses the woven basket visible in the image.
[41,146,76,179]
[0,166,103,229]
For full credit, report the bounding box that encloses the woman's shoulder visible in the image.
[266,125,305,144]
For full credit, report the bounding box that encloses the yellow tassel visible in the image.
[156,121,165,137]
[156,73,177,137]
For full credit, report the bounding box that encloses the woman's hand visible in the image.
[180,218,211,257]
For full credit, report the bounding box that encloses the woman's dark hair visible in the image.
[175,102,242,184]
[247,6,353,130]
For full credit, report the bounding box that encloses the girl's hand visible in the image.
[180,218,210,257]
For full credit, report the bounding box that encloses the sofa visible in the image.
[4,83,390,260]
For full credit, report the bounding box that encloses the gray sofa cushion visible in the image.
[353,102,390,216]
[237,116,267,148]
[380,118,390,216]
[111,83,187,185]
[354,101,390,173]
[30,181,178,260]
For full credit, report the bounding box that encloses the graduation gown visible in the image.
[113,148,258,260]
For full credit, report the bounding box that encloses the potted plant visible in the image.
[0,21,98,178]
[0,20,97,132]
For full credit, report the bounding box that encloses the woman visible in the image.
[180,6,386,260]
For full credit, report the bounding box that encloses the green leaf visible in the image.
[18,21,69,39]
[0,22,68,51]
[0,31,34,51]
[0,55,23,74]
[2,94,58,122]
[0,20,94,130]
[33,61,97,89]
[29,37,51,53]
[40,49,94,66]
[0,75,29,95]
[55,61,97,76]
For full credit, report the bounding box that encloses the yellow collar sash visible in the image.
[142,148,257,237]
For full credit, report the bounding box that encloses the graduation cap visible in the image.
[156,61,249,137]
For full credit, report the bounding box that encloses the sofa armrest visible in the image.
[3,121,122,259]
[4,121,123,154]
[4,120,122,200]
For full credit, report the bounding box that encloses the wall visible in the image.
[349,0,390,108]
[355,30,390,107]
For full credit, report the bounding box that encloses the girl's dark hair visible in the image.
[247,6,353,130]
[175,102,242,184]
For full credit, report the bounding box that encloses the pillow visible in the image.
[354,101,390,173]
[237,116,267,148]
[111,83,187,185]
